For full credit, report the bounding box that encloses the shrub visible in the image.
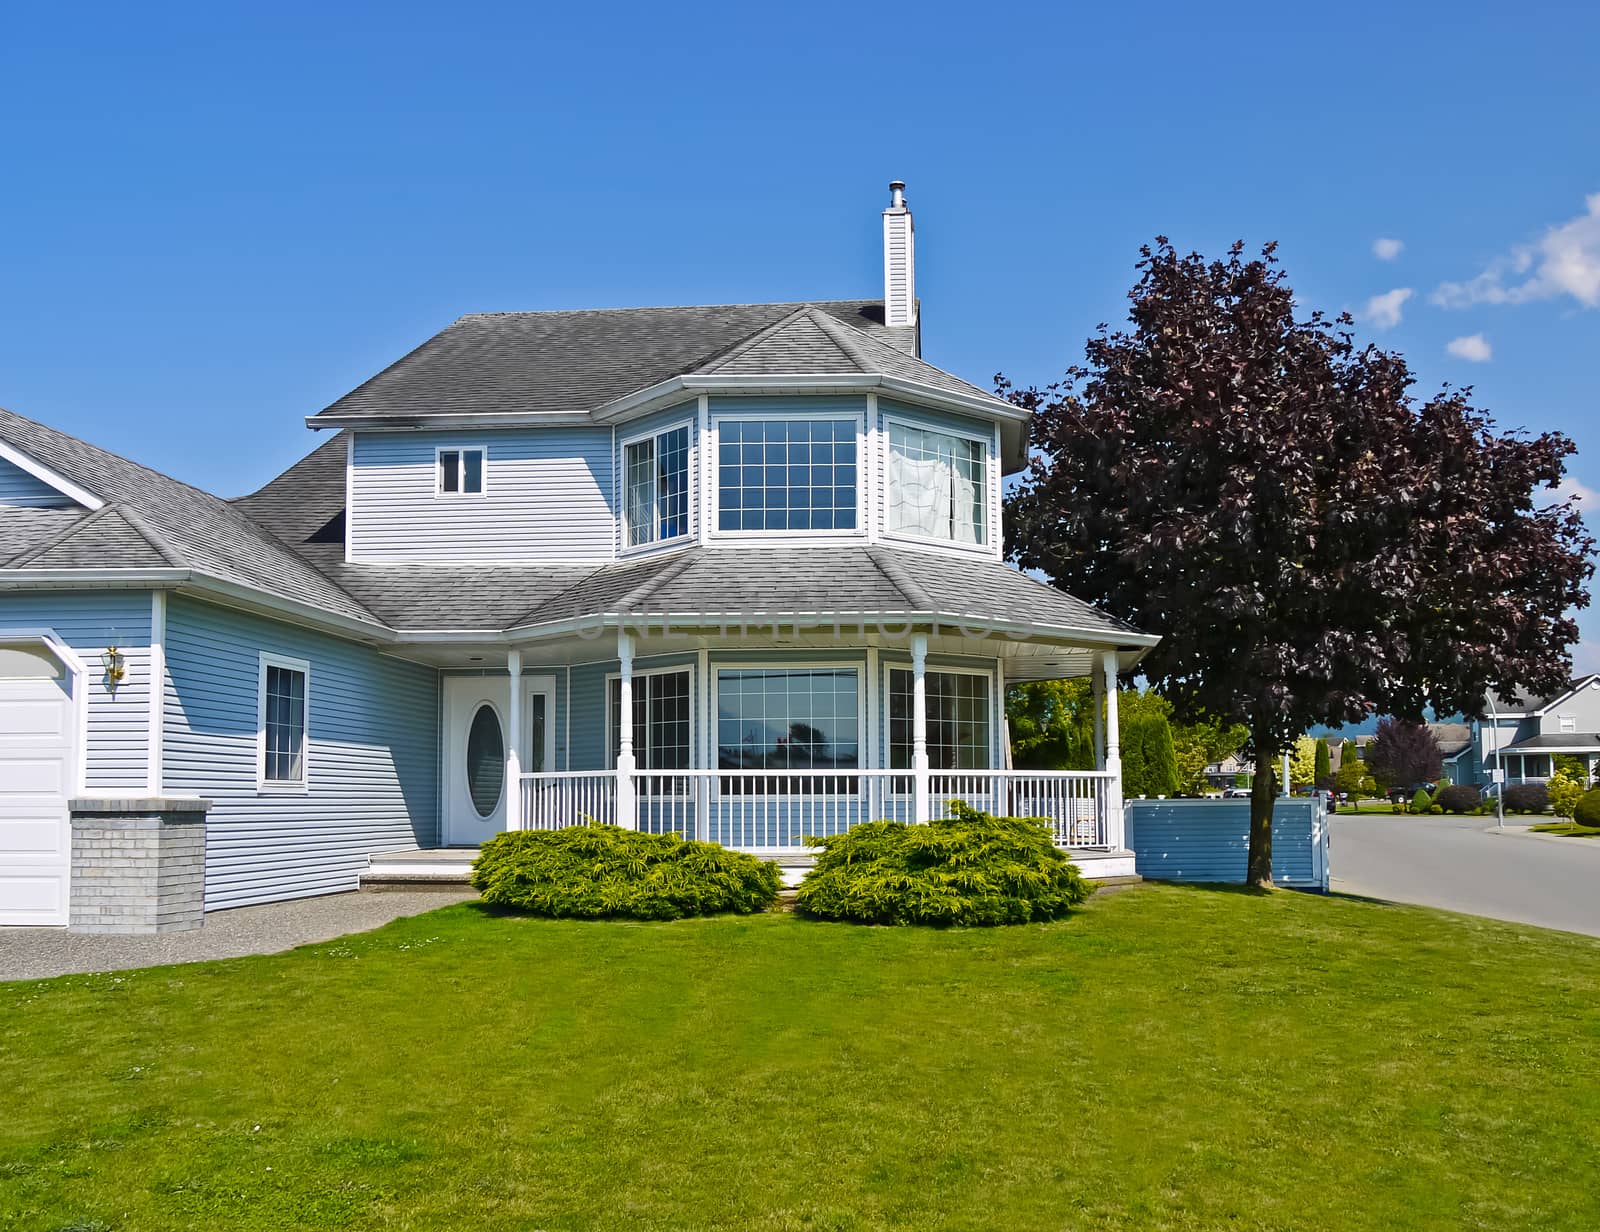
[1408,788,1433,814]
[471,825,780,920]
[794,802,1091,927]
[1574,788,1600,828]
[1434,784,1482,813]
[1547,771,1584,819]
[1502,783,1550,815]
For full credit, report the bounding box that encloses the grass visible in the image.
[1530,821,1600,837]
[2,887,1598,1231]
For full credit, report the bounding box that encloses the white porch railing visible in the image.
[517,768,1118,852]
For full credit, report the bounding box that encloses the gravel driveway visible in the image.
[0,889,476,983]
[1331,811,1600,938]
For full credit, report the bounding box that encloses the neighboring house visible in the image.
[0,183,1157,931]
[1202,751,1252,789]
[1455,676,1600,787]
[1341,724,1472,784]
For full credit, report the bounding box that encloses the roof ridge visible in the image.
[691,305,858,375]
[459,298,882,321]
[116,504,190,569]
[804,307,880,371]
[864,546,934,609]
[615,550,703,611]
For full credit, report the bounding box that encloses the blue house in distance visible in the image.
[0,183,1158,932]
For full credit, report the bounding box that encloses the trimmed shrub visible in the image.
[1408,788,1432,814]
[1574,788,1600,828]
[1434,784,1482,814]
[1502,783,1550,815]
[471,825,780,920]
[794,802,1091,927]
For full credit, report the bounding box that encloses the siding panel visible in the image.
[0,458,74,508]
[350,427,615,561]
[162,595,440,909]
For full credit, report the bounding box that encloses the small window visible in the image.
[437,447,486,496]
[623,425,692,548]
[1559,715,1577,733]
[259,654,309,788]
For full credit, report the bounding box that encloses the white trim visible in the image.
[0,439,106,511]
[696,394,713,543]
[618,417,697,555]
[864,392,881,546]
[343,431,355,565]
[879,412,995,555]
[708,406,867,541]
[433,444,488,498]
[256,651,311,793]
[147,591,166,795]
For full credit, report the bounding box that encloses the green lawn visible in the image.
[3,887,1598,1232]
[1530,821,1600,837]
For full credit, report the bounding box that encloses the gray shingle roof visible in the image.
[0,408,379,624]
[312,300,919,424]
[1503,733,1600,752]
[10,504,180,570]
[0,507,88,564]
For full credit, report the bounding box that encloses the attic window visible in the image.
[437,448,485,496]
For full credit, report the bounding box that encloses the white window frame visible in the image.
[605,663,696,770]
[711,660,866,799]
[1559,714,1577,733]
[881,414,992,552]
[709,409,867,540]
[883,660,997,777]
[434,445,488,498]
[619,420,695,553]
[257,652,310,793]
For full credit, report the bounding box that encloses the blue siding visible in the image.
[1127,799,1326,888]
[162,595,440,909]
[350,427,615,562]
[0,590,152,791]
[0,458,74,507]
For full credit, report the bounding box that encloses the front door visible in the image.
[442,674,557,846]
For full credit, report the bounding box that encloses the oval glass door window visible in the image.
[465,704,505,818]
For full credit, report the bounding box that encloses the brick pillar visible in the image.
[69,797,211,934]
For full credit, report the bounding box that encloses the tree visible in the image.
[1122,712,1180,797]
[1002,239,1593,885]
[1314,738,1332,789]
[1365,718,1443,789]
[1334,753,1371,799]
[1172,714,1249,795]
[1006,680,1096,770]
[1288,736,1317,789]
[1547,767,1584,818]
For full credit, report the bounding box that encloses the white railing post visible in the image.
[615,628,637,830]
[911,632,930,824]
[1101,650,1124,850]
[505,648,523,831]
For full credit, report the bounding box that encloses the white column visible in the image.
[1091,662,1105,769]
[615,628,637,829]
[505,648,523,831]
[911,633,930,823]
[1101,650,1123,849]
[1282,752,1292,797]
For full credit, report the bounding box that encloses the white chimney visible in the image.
[882,180,916,329]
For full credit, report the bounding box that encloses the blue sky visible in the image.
[3,1,1596,663]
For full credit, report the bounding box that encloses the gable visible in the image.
[0,448,97,510]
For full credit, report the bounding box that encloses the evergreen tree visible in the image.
[1314,738,1332,788]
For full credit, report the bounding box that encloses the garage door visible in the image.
[0,642,77,926]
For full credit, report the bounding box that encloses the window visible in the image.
[717,419,857,532]
[437,447,485,496]
[887,668,991,770]
[716,668,859,787]
[623,425,691,547]
[609,669,692,770]
[259,654,309,788]
[1559,715,1577,733]
[886,422,986,545]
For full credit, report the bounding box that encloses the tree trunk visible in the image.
[1247,737,1277,887]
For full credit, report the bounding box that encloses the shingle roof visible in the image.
[0,507,88,564]
[9,504,180,570]
[1488,675,1600,715]
[1503,733,1600,752]
[0,408,379,624]
[312,300,920,424]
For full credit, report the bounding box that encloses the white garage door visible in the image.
[0,642,77,926]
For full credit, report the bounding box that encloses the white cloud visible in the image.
[1433,192,1600,309]
[1373,237,1404,261]
[1547,474,1600,509]
[1445,333,1492,362]
[1363,287,1413,329]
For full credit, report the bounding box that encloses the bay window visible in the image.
[886,422,986,545]
[717,418,858,532]
[623,425,691,548]
[887,667,991,770]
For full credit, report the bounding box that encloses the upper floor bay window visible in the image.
[623,425,691,548]
[717,418,858,533]
[437,447,485,496]
[886,422,986,545]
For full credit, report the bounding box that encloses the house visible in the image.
[0,183,1157,932]
[1455,676,1600,787]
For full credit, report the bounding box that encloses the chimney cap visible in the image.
[888,180,907,208]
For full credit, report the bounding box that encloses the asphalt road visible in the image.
[1330,811,1600,938]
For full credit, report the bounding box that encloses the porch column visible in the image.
[1101,650,1123,848]
[615,629,637,830]
[911,633,930,823]
[1091,664,1105,768]
[1281,753,1291,797]
[505,648,523,831]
